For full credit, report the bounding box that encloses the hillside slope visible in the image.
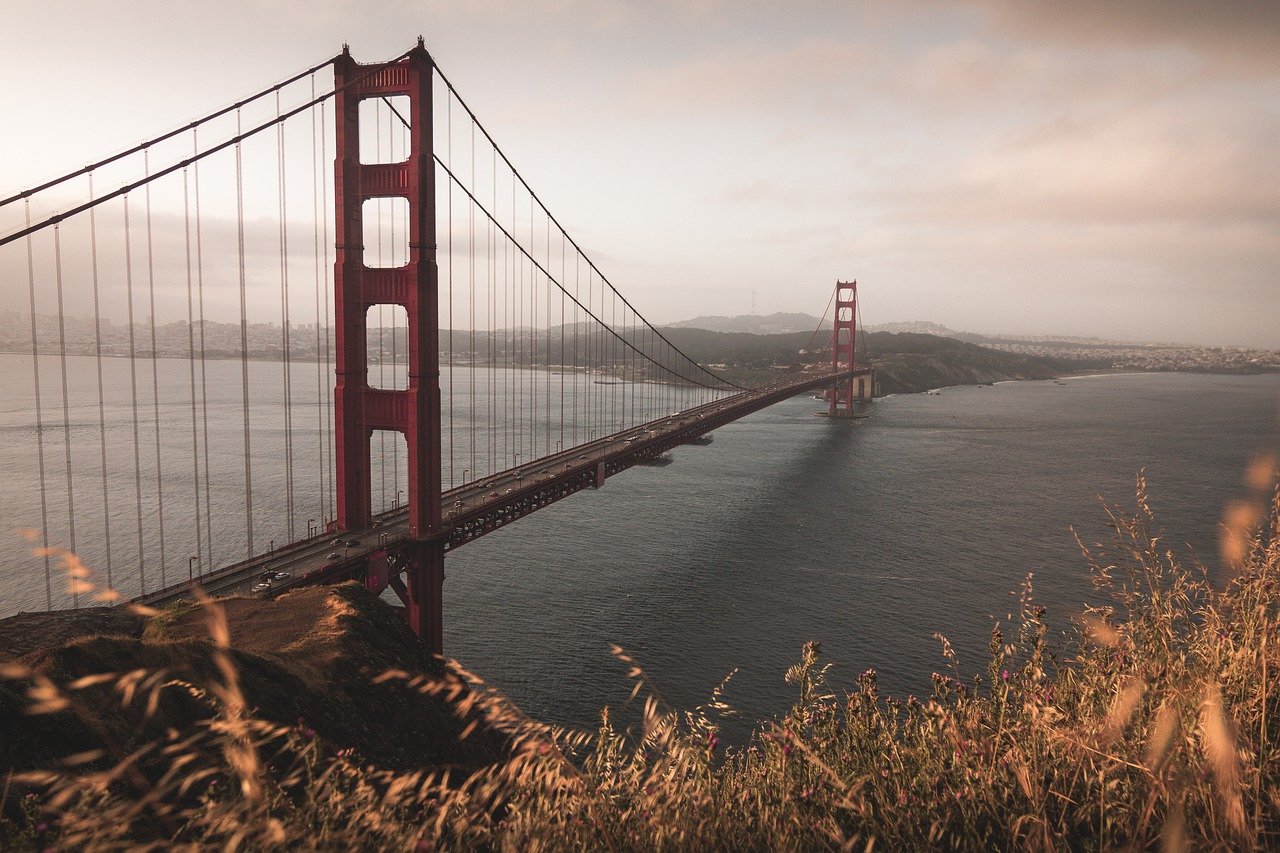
[0,583,508,774]
[656,327,1097,393]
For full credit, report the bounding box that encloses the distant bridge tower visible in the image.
[333,41,445,652]
[829,280,872,415]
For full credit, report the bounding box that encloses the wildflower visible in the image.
[1000,669,1010,682]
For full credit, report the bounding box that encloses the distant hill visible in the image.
[657,326,1099,393]
[664,312,822,335]
[863,320,965,337]
[666,314,1154,348]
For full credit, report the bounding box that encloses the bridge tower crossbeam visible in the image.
[333,41,444,652]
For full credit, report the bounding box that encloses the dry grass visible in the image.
[2,462,1279,850]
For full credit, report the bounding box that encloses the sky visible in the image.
[1,0,1278,347]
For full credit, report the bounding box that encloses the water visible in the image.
[443,373,1279,741]
[0,352,724,610]
[1,362,1277,742]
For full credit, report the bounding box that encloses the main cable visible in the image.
[379,86,743,391]
[432,154,734,392]
[1,54,339,209]
[2,49,415,249]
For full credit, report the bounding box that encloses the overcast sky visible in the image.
[2,0,1277,347]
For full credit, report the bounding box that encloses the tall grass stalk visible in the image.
[2,467,1278,849]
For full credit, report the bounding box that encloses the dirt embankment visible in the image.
[0,583,508,774]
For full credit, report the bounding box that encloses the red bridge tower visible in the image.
[829,280,872,415]
[333,42,445,653]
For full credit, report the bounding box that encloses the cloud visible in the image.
[945,0,1280,74]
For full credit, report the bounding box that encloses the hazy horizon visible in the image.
[2,1,1277,348]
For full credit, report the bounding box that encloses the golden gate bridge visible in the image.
[0,40,872,653]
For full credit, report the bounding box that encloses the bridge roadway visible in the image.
[136,367,866,609]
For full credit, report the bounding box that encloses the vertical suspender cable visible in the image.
[320,102,335,520]
[486,142,496,471]
[377,113,386,513]
[387,104,398,504]
[446,94,455,488]
[573,253,580,446]
[559,232,565,452]
[143,150,168,586]
[123,196,147,595]
[181,167,204,580]
[488,147,496,476]
[193,130,215,572]
[88,176,114,590]
[545,214,551,456]
[54,227,77,607]
[529,196,537,458]
[277,92,296,540]
[468,113,476,482]
[585,266,593,439]
[311,75,328,530]
[24,201,52,609]
[235,110,255,558]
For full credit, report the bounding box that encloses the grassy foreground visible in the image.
[2,465,1278,850]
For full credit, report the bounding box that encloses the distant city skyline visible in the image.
[1,1,1277,348]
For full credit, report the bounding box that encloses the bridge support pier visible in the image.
[406,541,445,654]
[854,372,875,402]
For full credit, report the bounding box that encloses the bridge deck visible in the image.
[136,367,867,607]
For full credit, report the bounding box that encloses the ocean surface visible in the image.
[1,358,1277,742]
[443,372,1279,741]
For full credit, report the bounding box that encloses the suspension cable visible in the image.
[25,200,52,609]
[143,150,168,587]
[0,54,339,209]
[193,129,215,572]
[52,225,77,607]
[88,175,114,589]
[432,154,735,392]
[277,91,296,539]
[378,92,741,391]
[311,74,328,531]
[2,50,415,249]
[234,110,255,558]
[416,64,742,392]
[446,93,456,487]
[181,164,204,581]
[320,100,335,523]
[123,195,147,595]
